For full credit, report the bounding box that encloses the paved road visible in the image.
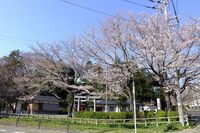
[0,125,82,133]
[172,126,200,133]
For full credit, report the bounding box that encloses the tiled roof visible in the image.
[31,95,61,102]
[18,95,62,102]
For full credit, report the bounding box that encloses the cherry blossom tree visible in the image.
[73,14,200,125]
[127,14,200,125]
[74,16,138,111]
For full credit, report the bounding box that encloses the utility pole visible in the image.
[133,80,137,133]
[160,0,184,126]
[159,0,179,29]
[105,84,108,112]
[105,67,108,112]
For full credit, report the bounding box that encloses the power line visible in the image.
[0,33,36,43]
[0,37,35,46]
[59,0,131,22]
[59,0,113,17]
[176,0,179,15]
[147,0,161,3]
[171,0,179,24]
[123,0,158,9]
[0,34,37,46]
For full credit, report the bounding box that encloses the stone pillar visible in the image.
[77,98,80,111]
[94,99,96,112]
[157,98,161,110]
[16,101,22,113]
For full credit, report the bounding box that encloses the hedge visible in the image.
[74,111,178,119]
[74,111,133,119]
[168,111,179,117]
[156,111,167,117]
[146,111,155,118]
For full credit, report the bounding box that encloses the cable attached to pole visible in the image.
[123,0,158,9]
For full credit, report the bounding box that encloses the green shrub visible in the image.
[167,111,179,121]
[168,111,178,117]
[144,111,149,118]
[156,111,167,117]
[74,111,82,118]
[146,111,155,118]
[137,111,145,118]
[109,112,132,119]
[74,111,132,119]
[164,124,178,132]
[59,108,68,114]
[93,112,109,119]
[81,111,93,118]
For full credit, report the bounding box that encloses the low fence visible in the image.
[1,113,189,127]
[68,116,189,127]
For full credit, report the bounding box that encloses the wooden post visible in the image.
[185,115,189,126]
[156,117,158,127]
[38,119,41,129]
[168,116,171,124]
[96,119,98,125]
[144,118,147,126]
[105,119,107,125]
[66,117,69,133]
[80,118,82,124]
[123,119,126,125]
[16,117,20,127]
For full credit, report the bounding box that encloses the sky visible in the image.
[0,0,199,57]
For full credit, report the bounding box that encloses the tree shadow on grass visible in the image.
[97,129,116,133]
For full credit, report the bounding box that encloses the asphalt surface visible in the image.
[0,125,82,133]
[172,126,200,133]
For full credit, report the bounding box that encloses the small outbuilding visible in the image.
[16,95,62,114]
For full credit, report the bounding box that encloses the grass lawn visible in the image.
[0,117,187,133]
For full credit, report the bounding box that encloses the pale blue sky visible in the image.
[0,0,199,57]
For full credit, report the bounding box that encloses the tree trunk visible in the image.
[175,87,184,126]
[170,93,177,111]
[164,92,172,111]
[68,93,75,117]
[174,75,184,126]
